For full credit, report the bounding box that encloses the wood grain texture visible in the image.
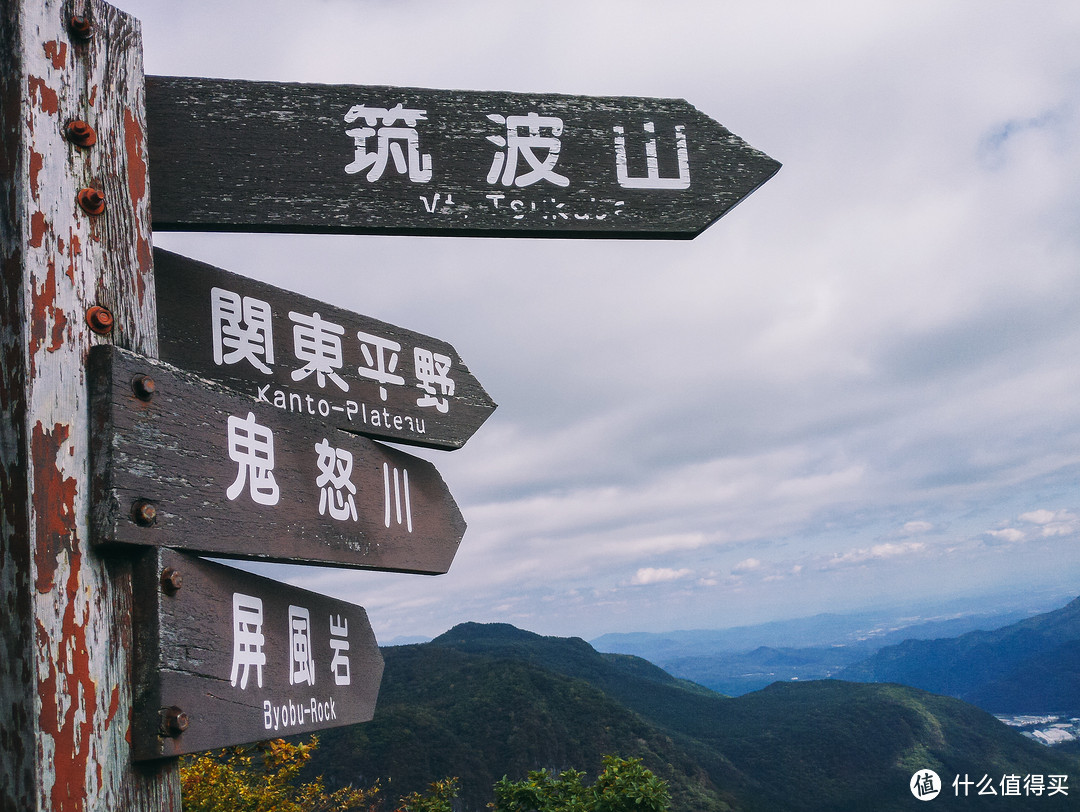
[131,548,384,760]
[0,1,177,808]
[155,247,496,450]
[146,75,780,239]
[90,346,466,574]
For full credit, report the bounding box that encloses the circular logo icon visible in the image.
[910,770,941,801]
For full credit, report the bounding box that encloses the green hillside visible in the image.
[308,623,1079,812]
[965,639,1080,713]
[839,596,1080,713]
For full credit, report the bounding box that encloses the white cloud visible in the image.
[986,528,1027,544]
[903,521,934,535]
[1017,509,1079,539]
[822,542,927,570]
[1020,509,1071,525]
[629,568,693,586]
[732,558,763,574]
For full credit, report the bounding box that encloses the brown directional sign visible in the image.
[131,548,384,760]
[154,248,495,451]
[146,75,780,239]
[89,346,465,573]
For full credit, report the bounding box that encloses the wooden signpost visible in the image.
[2,0,778,807]
[131,548,383,760]
[1,1,181,809]
[146,75,780,239]
[90,346,466,573]
[155,248,496,450]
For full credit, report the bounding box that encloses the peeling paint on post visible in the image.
[0,1,178,809]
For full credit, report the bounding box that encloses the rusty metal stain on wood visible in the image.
[146,75,780,239]
[131,548,384,760]
[154,248,496,450]
[89,345,466,573]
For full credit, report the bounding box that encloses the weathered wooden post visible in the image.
[0,0,179,808]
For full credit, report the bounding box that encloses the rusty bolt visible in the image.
[65,119,97,148]
[161,706,189,737]
[160,567,183,594]
[132,500,157,527]
[85,305,114,335]
[131,374,156,402]
[69,15,94,41]
[77,187,105,215]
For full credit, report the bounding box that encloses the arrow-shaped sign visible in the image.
[89,346,465,574]
[131,548,384,760]
[154,248,496,451]
[146,76,779,239]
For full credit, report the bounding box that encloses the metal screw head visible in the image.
[77,187,105,215]
[85,305,114,335]
[65,119,97,147]
[161,706,189,737]
[131,374,156,401]
[160,567,183,594]
[69,15,94,41]
[132,500,157,527]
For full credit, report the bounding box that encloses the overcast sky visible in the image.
[124,0,1080,641]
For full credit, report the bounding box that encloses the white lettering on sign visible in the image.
[485,112,570,188]
[225,592,367,731]
[329,615,351,687]
[420,191,456,214]
[254,385,429,435]
[225,412,280,506]
[358,401,426,433]
[205,289,459,422]
[288,605,315,687]
[211,287,275,373]
[344,103,433,183]
[481,192,624,222]
[230,593,266,690]
[413,347,454,413]
[289,310,349,392]
[613,122,691,190]
[382,462,413,533]
[356,330,405,401]
[263,697,338,732]
[313,439,358,522]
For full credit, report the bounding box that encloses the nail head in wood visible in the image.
[86,305,115,335]
[77,187,106,215]
[65,119,97,147]
[68,15,94,41]
[132,500,158,527]
[161,707,189,737]
[131,374,156,401]
[159,567,183,594]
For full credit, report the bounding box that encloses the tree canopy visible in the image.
[180,738,669,812]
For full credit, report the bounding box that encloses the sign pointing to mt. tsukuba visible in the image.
[154,249,495,451]
[89,346,465,574]
[146,75,780,239]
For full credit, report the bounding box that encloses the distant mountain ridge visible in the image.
[592,603,1047,696]
[308,622,1078,812]
[838,596,1080,714]
[591,603,1048,661]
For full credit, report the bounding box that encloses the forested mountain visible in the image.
[838,596,1080,713]
[307,623,1078,811]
